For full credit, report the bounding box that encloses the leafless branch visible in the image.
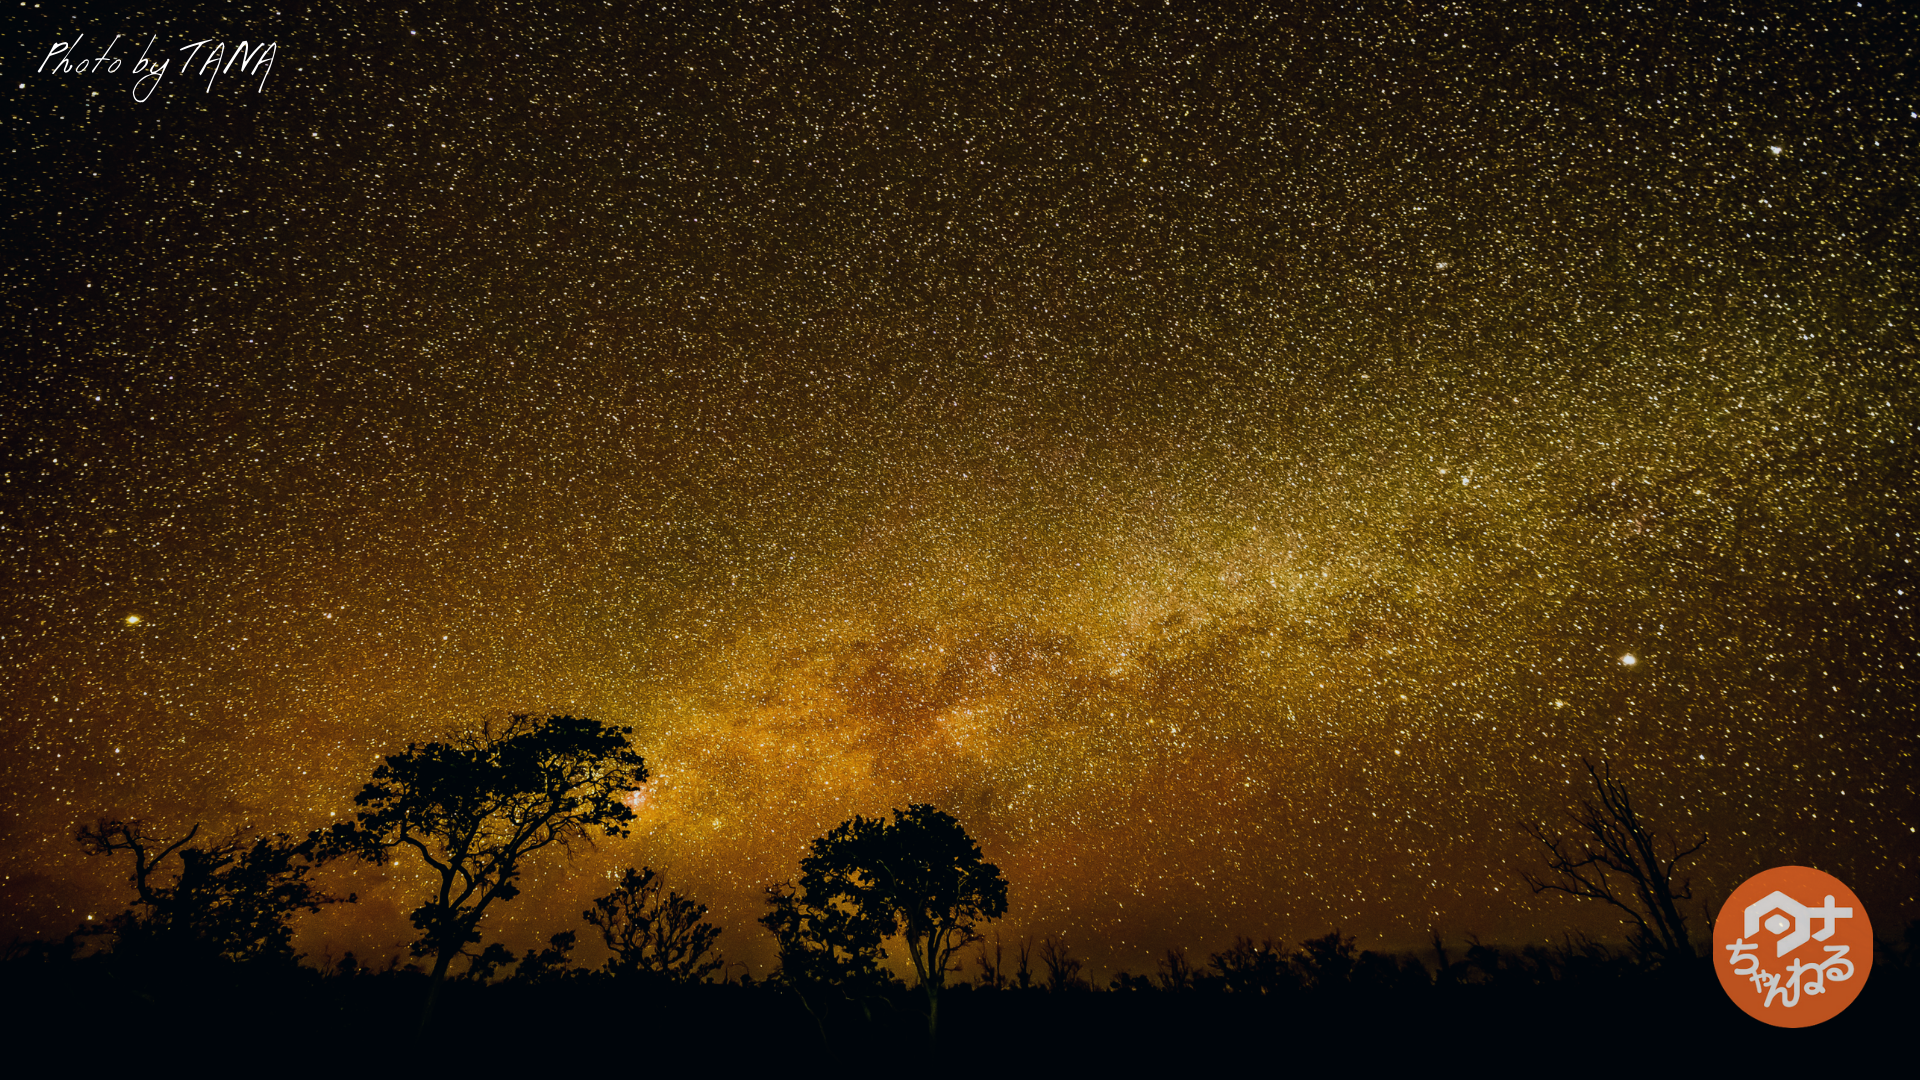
[1521,758,1704,964]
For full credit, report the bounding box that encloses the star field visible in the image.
[2,1,1916,977]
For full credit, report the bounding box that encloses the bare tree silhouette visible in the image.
[1157,946,1195,991]
[1039,933,1086,992]
[1430,928,1455,986]
[1014,933,1035,990]
[972,930,1009,990]
[1521,758,1705,965]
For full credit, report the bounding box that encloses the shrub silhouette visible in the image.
[507,931,579,986]
[464,941,517,982]
[1207,936,1295,994]
[1108,970,1155,992]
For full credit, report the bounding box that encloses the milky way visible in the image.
[3,1,1915,977]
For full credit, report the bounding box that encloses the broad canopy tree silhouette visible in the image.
[763,803,1006,1037]
[1521,757,1706,966]
[327,713,647,1022]
[584,866,723,983]
[78,819,345,967]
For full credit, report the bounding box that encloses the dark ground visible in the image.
[2,954,1909,1073]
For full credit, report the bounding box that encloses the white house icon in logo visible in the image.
[1744,891,1854,958]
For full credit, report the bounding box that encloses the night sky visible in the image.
[4,1,1916,979]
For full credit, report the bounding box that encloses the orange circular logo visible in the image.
[1713,865,1872,1027]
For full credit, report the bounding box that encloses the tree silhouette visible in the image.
[761,880,890,987]
[1521,757,1705,965]
[1014,933,1035,990]
[1293,930,1359,990]
[1157,946,1195,991]
[761,877,893,1047]
[971,931,1009,990]
[584,866,723,983]
[1039,933,1087,992]
[764,804,1006,1037]
[78,819,345,966]
[327,714,647,1023]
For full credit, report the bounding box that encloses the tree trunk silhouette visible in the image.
[421,948,456,1031]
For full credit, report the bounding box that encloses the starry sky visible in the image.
[3,1,1916,978]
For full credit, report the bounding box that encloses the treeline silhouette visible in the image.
[5,716,1911,1066]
